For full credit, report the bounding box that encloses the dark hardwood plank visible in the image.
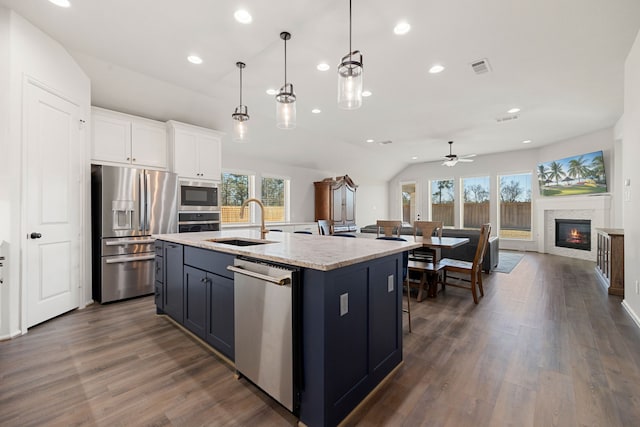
[1,252,640,426]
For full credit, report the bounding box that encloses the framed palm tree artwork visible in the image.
[537,150,607,196]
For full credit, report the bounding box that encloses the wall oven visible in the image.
[178,211,221,233]
[179,180,220,211]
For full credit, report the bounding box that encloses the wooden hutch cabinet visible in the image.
[595,228,624,296]
[314,175,357,233]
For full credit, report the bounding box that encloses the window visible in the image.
[401,182,416,225]
[462,176,490,229]
[261,176,290,222]
[498,173,532,239]
[221,172,253,223]
[430,179,454,227]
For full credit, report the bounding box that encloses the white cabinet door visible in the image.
[197,134,222,181]
[172,128,199,179]
[169,120,223,181]
[92,111,131,164]
[92,107,167,169]
[131,119,167,168]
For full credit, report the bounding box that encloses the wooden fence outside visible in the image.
[221,206,285,223]
[431,202,531,230]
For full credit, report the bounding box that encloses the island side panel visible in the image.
[299,252,403,427]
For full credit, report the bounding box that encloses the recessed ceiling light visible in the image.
[429,64,445,74]
[187,55,203,65]
[234,9,252,24]
[366,139,374,143]
[316,63,330,71]
[48,0,71,7]
[266,88,278,95]
[362,90,372,97]
[393,21,411,35]
[507,107,521,114]
[312,108,321,114]
[522,139,532,144]
[411,156,418,160]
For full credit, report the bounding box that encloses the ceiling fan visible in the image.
[442,141,476,167]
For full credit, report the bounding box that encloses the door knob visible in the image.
[30,232,42,239]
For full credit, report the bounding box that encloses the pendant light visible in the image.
[232,62,249,142]
[276,31,296,129]
[338,0,363,110]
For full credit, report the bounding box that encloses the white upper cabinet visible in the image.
[168,120,223,181]
[91,107,167,169]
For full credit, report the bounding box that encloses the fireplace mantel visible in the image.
[535,194,611,259]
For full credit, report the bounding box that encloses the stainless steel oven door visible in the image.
[179,180,219,211]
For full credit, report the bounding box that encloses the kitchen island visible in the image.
[153,230,420,427]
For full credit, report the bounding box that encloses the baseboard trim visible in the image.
[622,300,640,330]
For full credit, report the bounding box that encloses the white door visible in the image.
[24,82,81,328]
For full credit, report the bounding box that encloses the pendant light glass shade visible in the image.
[232,62,249,142]
[276,32,296,129]
[338,0,363,110]
[338,51,363,109]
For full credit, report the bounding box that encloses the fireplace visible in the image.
[555,219,591,251]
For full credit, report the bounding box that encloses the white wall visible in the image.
[1,9,90,339]
[388,128,617,251]
[0,7,11,337]
[622,29,640,324]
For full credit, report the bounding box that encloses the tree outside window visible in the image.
[430,179,454,226]
[221,172,251,223]
[498,173,532,239]
[462,176,490,229]
[261,177,289,222]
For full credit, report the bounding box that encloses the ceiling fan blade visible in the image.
[458,158,474,162]
[442,159,458,167]
[460,153,477,159]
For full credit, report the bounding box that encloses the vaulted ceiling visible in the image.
[3,0,640,182]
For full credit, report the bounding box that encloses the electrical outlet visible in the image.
[340,293,349,316]
[388,275,394,292]
[635,280,639,295]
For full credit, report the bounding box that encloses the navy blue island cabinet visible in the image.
[154,239,404,427]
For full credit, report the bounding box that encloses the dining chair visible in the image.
[410,220,443,263]
[376,220,402,238]
[317,219,331,235]
[376,236,411,332]
[439,223,491,304]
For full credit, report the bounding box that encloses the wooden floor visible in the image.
[2,252,640,426]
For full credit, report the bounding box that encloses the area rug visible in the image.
[494,251,524,274]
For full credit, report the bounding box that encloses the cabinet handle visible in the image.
[133,158,136,162]
[126,157,130,161]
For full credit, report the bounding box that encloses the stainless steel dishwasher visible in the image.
[227,256,302,414]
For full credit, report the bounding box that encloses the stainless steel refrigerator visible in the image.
[91,164,178,303]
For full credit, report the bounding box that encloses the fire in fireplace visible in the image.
[555,219,591,251]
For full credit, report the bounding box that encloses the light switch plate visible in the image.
[340,293,348,316]
[388,274,394,292]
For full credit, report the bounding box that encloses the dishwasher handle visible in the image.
[227,265,291,286]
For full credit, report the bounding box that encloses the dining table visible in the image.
[356,233,470,299]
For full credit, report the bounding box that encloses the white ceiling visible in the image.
[3,0,640,182]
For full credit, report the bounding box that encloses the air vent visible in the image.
[378,140,392,145]
[496,115,519,123]
[471,58,491,74]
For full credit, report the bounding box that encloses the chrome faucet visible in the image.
[240,198,268,239]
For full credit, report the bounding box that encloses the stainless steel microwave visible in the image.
[179,180,220,211]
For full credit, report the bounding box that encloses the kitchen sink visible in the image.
[206,238,276,247]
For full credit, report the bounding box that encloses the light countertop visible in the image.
[153,230,421,271]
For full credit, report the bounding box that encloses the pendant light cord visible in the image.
[349,0,352,61]
[284,37,288,86]
[239,66,243,106]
